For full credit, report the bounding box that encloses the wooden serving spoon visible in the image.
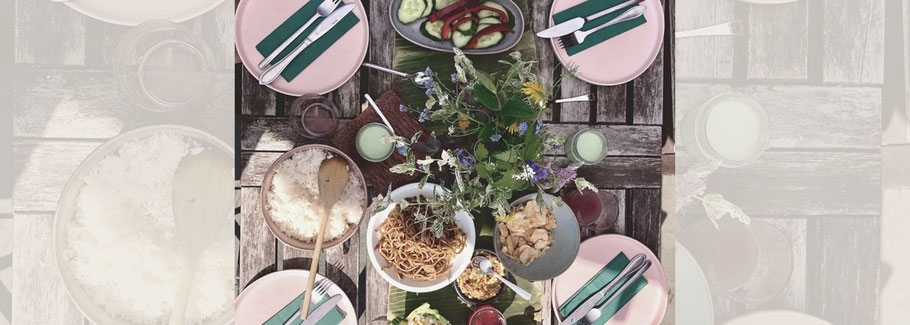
[301,156,350,320]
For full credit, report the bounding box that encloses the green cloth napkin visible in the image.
[552,0,647,56]
[255,0,360,82]
[558,253,649,325]
[263,291,345,325]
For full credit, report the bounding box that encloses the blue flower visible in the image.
[399,104,406,112]
[424,66,433,76]
[451,73,458,83]
[418,108,429,122]
[518,122,528,135]
[425,87,436,96]
[535,120,543,135]
[527,160,548,181]
[490,134,502,142]
[455,148,475,165]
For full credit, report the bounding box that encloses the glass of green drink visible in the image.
[355,123,395,162]
[565,129,607,165]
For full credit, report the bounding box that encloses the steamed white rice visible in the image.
[267,148,365,241]
[63,132,233,324]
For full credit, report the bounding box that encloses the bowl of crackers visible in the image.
[493,193,580,281]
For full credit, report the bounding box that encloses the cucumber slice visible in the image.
[473,31,503,49]
[421,20,444,41]
[478,17,500,25]
[452,30,473,48]
[398,0,427,24]
[477,1,507,19]
[434,0,457,10]
[421,0,434,18]
[457,13,474,32]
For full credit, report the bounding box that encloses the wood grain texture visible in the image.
[560,75,593,122]
[241,68,278,116]
[528,0,557,122]
[239,188,277,289]
[12,140,101,212]
[241,116,350,151]
[12,213,84,324]
[675,83,882,150]
[546,124,662,156]
[746,0,809,80]
[629,189,662,256]
[14,0,85,66]
[674,0,735,80]
[633,45,664,125]
[596,85,627,123]
[188,0,237,70]
[822,0,884,84]
[554,157,662,189]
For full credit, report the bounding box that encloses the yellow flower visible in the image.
[521,81,547,105]
[458,114,470,132]
[495,212,515,222]
[507,122,520,134]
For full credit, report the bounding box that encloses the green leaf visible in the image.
[500,99,537,117]
[476,71,497,93]
[494,149,517,163]
[478,125,495,142]
[474,83,501,111]
[475,144,489,160]
[476,163,492,178]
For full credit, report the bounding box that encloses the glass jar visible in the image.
[355,123,395,162]
[468,305,506,325]
[565,129,607,165]
[680,93,770,168]
[288,94,339,138]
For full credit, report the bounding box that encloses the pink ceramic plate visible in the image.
[549,0,664,86]
[552,234,668,325]
[235,0,369,96]
[235,270,357,325]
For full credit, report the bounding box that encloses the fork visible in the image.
[258,0,341,70]
[558,5,647,49]
[282,278,331,325]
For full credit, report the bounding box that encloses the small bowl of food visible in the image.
[260,144,368,250]
[494,193,580,281]
[454,249,509,305]
[367,183,476,293]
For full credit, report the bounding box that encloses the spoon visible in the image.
[362,63,432,89]
[579,260,652,325]
[169,150,234,325]
[300,156,350,320]
[473,256,532,300]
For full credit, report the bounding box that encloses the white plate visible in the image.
[366,183,476,293]
[676,243,715,325]
[62,0,225,26]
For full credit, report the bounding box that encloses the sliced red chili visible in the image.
[464,23,514,49]
[453,16,479,31]
[441,6,510,39]
[474,6,509,24]
[428,0,480,22]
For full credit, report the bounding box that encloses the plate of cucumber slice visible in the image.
[390,0,524,55]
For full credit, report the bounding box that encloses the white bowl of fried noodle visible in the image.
[54,125,234,325]
[367,183,476,293]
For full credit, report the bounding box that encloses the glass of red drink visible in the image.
[468,305,506,325]
[563,189,619,232]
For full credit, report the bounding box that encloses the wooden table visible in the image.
[239,0,674,324]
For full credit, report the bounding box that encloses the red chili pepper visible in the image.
[464,23,514,49]
[428,0,480,22]
[453,16,479,31]
[441,6,510,39]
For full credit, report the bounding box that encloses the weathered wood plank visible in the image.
[554,157,662,189]
[12,140,101,212]
[11,212,84,324]
[323,233,360,315]
[327,73,363,119]
[822,0,884,84]
[528,0,556,122]
[14,0,85,65]
[547,124,661,156]
[596,85,626,123]
[674,0,735,80]
[806,216,880,324]
[367,0,396,97]
[560,75,592,122]
[629,189,662,255]
[675,83,881,150]
[188,0,237,70]
[239,187,277,289]
[241,69,278,115]
[633,45,664,125]
[240,116,350,151]
[747,1,809,80]
[280,243,313,271]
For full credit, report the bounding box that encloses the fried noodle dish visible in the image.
[376,202,466,281]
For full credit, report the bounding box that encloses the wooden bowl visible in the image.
[259,144,368,251]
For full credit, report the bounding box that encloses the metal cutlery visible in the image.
[536,0,640,38]
[675,21,743,38]
[580,260,652,325]
[473,256,532,300]
[258,0,341,70]
[557,5,647,49]
[558,254,647,325]
[361,63,432,89]
[283,278,331,325]
[364,93,395,134]
[300,294,343,325]
[554,94,596,104]
[259,2,355,85]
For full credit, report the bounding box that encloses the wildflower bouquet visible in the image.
[384,49,595,236]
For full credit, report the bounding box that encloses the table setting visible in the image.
[235,0,670,323]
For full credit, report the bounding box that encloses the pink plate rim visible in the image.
[548,0,665,86]
[551,234,668,325]
[234,0,369,96]
[234,269,357,325]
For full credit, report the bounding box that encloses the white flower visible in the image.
[380,135,396,144]
[439,150,454,168]
[512,165,535,180]
[417,156,435,168]
[701,193,751,228]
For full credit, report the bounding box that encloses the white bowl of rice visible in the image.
[260,144,368,250]
[54,125,234,325]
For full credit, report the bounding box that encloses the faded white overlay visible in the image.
[7,0,235,324]
[675,0,902,324]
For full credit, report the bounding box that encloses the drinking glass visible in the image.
[288,94,339,138]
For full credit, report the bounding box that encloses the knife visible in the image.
[558,254,647,325]
[536,0,640,39]
[300,294,343,325]
[259,2,356,85]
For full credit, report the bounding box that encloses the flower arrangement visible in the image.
[382,49,595,236]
